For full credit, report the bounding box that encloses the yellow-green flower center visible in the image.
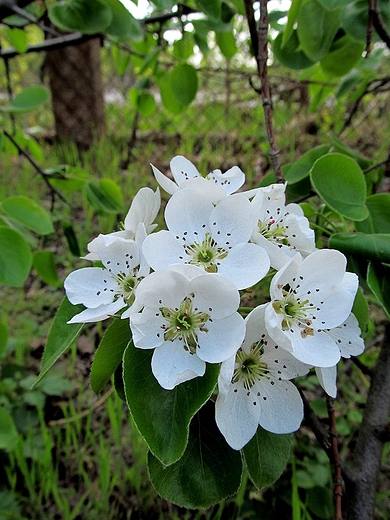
[232,342,269,390]
[184,232,228,273]
[273,284,315,336]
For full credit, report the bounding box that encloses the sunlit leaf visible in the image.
[1,196,54,235]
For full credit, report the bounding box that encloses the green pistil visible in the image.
[232,342,269,390]
[273,286,314,333]
[114,271,139,305]
[160,297,210,354]
[185,232,228,273]
[258,219,289,245]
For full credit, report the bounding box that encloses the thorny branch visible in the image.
[244,0,283,182]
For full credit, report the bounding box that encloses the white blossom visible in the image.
[65,235,147,323]
[264,250,358,367]
[251,183,315,269]
[215,304,310,450]
[129,264,245,390]
[142,188,270,290]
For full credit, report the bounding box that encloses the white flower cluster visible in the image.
[64,156,365,450]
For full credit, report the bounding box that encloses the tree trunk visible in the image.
[45,37,105,151]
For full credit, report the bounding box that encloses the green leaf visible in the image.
[62,222,81,257]
[355,194,390,234]
[90,319,131,394]
[123,344,219,465]
[273,30,315,70]
[216,31,237,60]
[196,0,221,19]
[352,287,370,335]
[243,427,293,489]
[48,0,112,34]
[367,262,390,319]
[85,179,123,214]
[282,0,302,47]
[0,86,50,113]
[310,153,369,221]
[0,408,19,451]
[44,165,89,192]
[34,297,84,387]
[172,35,194,61]
[159,73,186,114]
[100,0,143,40]
[341,0,390,43]
[328,134,374,170]
[32,250,59,287]
[320,35,364,77]
[6,27,28,53]
[284,145,330,184]
[297,0,340,61]
[329,232,390,263]
[129,88,156,117]
[169,63,198,107]
[0,227,32,287]
[147,402,242,508]
[1,196,54,235]
[317,0,353,8]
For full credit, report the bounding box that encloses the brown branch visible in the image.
[369,0,390,49]
[327,397,344,520]
[3,130,69,210]
[244,0,283,182]
[345,322,390,520]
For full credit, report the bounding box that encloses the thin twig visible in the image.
[3,130,69,210]
[6,3,59,36]
[327,397,344,520]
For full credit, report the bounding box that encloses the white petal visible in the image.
[206,165,245,195]
[64,267,118,307]
[142,230,186,271]
[197,312,245,363]
[165,189,213,243]
[257,379,304,434]
[269,253,302,300]
[151,163,178,195]
[316,366,337,398]
[308,286,356,330]
[217,355,236,394]
[178,177,227,202]
[170,155,200,185]
[97,237,140,275]
[189,273,240,319]
[151,340,205,389]
[297,249,347,294]
[210,194,256,246]
[217,243,270,290]
[251,232,293,270]
[280,327,341,367]
[326,313,365,358]
[133,270,187,310]
[130,308,165,349]
[215,384,260,450]
[67,300,125,323]
[124,187,160,234]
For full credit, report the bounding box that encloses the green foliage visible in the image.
[49,0,113,34]
[0,86,50,113]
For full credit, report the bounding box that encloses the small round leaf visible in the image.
[49,0,112,34]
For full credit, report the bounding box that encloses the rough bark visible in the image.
[45,37,105,151]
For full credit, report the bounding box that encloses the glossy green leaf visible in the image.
[32,250,60,287]
[216,31,237,60]
[85,179,123,214]
[1,196,54,235]
[100,0,143,40]
[243,427,293,489]
[123,344,219,465]
[169,64,198,107]
[196,0,221,19]
[328,134,374,170]
[320,35,364,77]
[34,297,84,386]
[367,262,390,319]
[355,194,390,234]
[329,233,390,263]
[297,0,340,61]
[173,35,194,61]
[273,31,315,70]
[6,27,28,53]
[0,227,32,287]
[90,319,132,394]
[0,86,49,113]
[48,0,112,34]
[0,408,19,451]
[284,145,330,184]
[310,153,369,221]
[282,0,302,47]
[147,402,242,508]
[341,0,390,43]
